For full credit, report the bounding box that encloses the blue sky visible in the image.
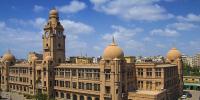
[0,0,200,59]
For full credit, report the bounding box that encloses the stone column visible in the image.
[77,94,80,100]
[92,96,95,100]
[71,93,73,100]
[84,95,87,100]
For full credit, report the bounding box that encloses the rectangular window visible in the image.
[65,69,70,78]
[65,81,70,88]
[105,86,110,94]
[60,81,64,87]
[78,82,84,89]
[146,68,152,77]
[66,93,71,99]
[155,82,161,90]
[72,69,77,76]
[78,69,84,79]
[146,81,152,90]
[94,84,100,91]
[86,69,92,79]
[60,69,64,78]
[86,83,92,90]
[137,81,143,89]
[105,69,111,80]
[94,69,100,80]
[72,82,77,89]
[155,68,161,77]
[137,68,143,77]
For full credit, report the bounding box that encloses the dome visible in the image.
[102,37,124,60]
[44,56,53,61]
[49,8,58,16]
[167,47,181,62]
[2,51,16,62]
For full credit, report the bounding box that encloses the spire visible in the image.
[111,36,117,46]
[112,36,115,44]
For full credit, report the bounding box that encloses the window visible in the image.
[43,68,46,76]
[65,69,70,78]
[105,69,111,80]
[72,69,77,76]
[78,82,84,89]
[146,81,152,90]
[65,81,70,88]
[137,68,143,77]
[61,92,64,98]
[94,69,100,80]
[146,68,152,77]
[86,83,92,90]
[44,81,46,86]
[137,81,143,89]
[60,81,64,87]
[55,92,58,97]
[66,93,71,99]
[94,84,100,91]
[155,68,161,77]
[78,69,84,78]
[60,69,64,78]
[58,43,61,48]
[55,80,58,86]
[155,82,161,90]
[72,82,77,89]
[105,86,110,94]
[86,69,92,79]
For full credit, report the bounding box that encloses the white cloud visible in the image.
[156,43,166,48]
[150,28,179,37]
[177,13,200,22]
[8,17,46,30]
[33,18,46,28]
[0,22,6,29]
[33,5,44,12]
[90,0,173,21]
[143,37,152,42]
[58,0,86,13]
[167,22,197,31]
[103,25,143,41]
[0,21,42,57]
[60,19,94,34]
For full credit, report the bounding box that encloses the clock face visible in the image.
[45,31,49,38]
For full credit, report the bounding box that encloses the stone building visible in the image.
[0,9,183,100]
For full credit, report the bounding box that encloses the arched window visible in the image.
[87,97,92,100]
[80,95,84,100]
[73,94,77,100]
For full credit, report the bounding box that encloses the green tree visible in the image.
[34,93,48,100]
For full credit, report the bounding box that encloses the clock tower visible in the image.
[42,8,65,64]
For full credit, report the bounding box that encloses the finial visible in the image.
[110,36,117,46]
[112,36,115,44]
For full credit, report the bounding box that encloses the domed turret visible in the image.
[49,8,58,16]
[102,37,124,60]
[2,50,16,63]
[167,47,181,62]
